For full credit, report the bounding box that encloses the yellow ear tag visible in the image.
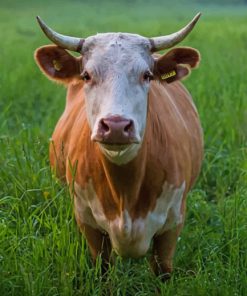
[53,60,62,71]
[161,70,176,80]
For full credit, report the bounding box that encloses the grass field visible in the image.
[0,0,247,295]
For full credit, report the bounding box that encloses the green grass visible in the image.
[0,0,247,295]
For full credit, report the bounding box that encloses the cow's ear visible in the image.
[34,45,82,84]
[154,47,200,83]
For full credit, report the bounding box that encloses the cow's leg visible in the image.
[80,223,112,273]
[150,223,183,281]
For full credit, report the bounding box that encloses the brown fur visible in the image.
[154,47,200,83]
[34,45,82,84]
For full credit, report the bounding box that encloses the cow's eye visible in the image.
[143,71,154,82]
[81,71,91,82]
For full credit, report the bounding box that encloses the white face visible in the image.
[81,33,154,164]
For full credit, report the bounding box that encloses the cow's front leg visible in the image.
[150,224,183,281]
[80,223,112,273]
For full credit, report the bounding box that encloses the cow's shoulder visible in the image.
[49,82,86,180]
[148,80,203,190]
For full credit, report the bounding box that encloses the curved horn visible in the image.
[36,16,84,52]
[149,13,201,52]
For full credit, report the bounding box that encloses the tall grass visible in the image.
[0,1,246,295]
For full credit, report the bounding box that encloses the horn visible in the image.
[149,13,201,52]
[36,16,84,52]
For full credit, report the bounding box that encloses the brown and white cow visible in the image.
[35,13,203,279]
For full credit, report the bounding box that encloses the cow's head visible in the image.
[35,14,201,165]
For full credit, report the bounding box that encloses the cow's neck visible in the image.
[98,141,147,213]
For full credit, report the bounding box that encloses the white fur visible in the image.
[74,180,185,258]
[81,33,154,162]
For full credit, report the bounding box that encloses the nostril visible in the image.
[100,119,110,133]
[94,117,138,144]
[124,120,133,133]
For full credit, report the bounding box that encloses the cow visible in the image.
[34,13,203,280]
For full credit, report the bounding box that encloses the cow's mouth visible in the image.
[100,143,131,152]
[95,136,141,150]
[97,141,142,164]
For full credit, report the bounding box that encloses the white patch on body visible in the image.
[74,180,185,258]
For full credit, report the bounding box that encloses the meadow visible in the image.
[0,0,247,295]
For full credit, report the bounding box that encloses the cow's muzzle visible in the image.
[92,116,140,145]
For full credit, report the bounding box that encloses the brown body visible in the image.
[50,78,203,276]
